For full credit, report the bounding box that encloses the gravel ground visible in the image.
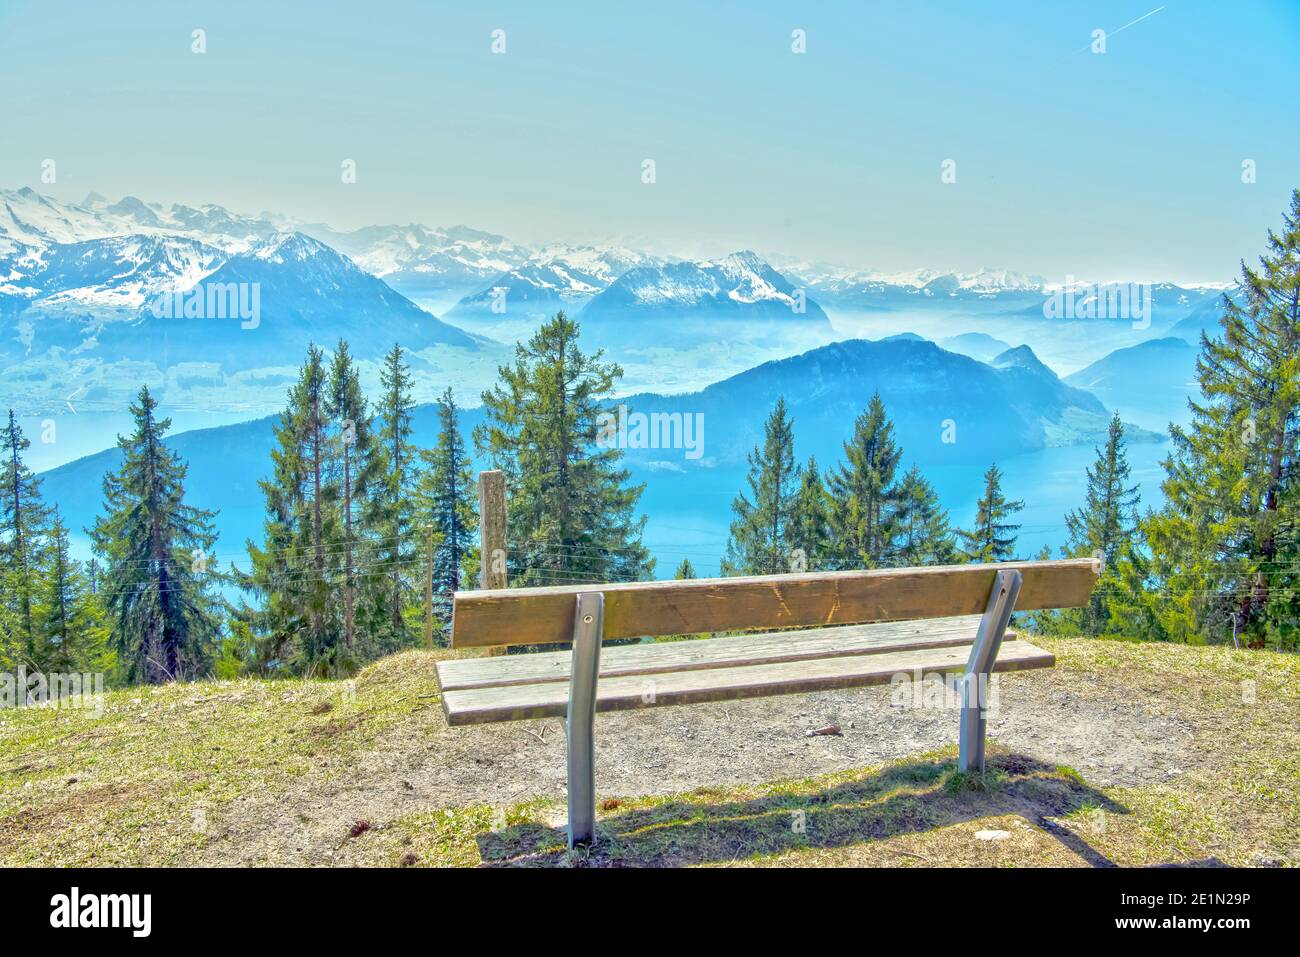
[198,662,1198,866]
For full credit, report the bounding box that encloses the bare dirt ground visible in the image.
[197,655,1198,866]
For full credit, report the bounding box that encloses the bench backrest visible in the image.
[449,558,1099,649]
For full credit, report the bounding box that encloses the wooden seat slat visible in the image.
[436,615,1016,693]
[449,559,1098,648]
[440,638,1054,726]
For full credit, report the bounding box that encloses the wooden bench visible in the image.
[436,558,1098,846]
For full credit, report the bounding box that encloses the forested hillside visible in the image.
[4,192,1299,688]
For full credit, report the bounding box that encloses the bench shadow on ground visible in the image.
[475,750,1131,868]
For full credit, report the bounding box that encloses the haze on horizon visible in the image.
[2,0,1298,283]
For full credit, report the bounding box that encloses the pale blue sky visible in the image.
[2,0,1297,281]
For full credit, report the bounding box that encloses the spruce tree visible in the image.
[474,312,652,585]
[791,456,831,572]
[1143,190,1300,648]
[91,387,223,683]
[674,558,697,579]
[893,465,957,566]
[724,397,801,575]
[417,388,479,639]
[1,409,50,663]
[958,463,1024,563]
[245,345,346,674]
[37,509,107,674]
[326,339,382,654]
[827,392,903,569]
[375,343,420,640]
[1065,415,1140,568]
[1058,414,1141,635]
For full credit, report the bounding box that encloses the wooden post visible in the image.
[424,524,435,650]
[478,470,507,656]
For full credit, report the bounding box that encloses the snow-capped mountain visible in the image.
[1,186,1241,418]
[5,228,484,415]
[783,262,1048,310]
[204,231,476,348]
[448,243,659,318]
[0,187,125,254]
[90,231,480,361]
[11,234,227,311]
[580,250,830,324]
[0,187,273,258]
[303,222,531,299]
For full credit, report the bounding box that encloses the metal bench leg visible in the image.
[567,592,604,848]
[958,569,1022,773]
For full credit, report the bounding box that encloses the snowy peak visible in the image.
[580,250,829,324]
[13,233,227,310]
[166,202,275,247]
[952,267,1045,293]
[446,242,661,316]
[105,195,163,225]
[308,221,528,286]
[250,231,341,266]
[787,262,1044,294]
[0,187,271,256]
[1,189,112,253]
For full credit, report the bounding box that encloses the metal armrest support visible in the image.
[958,569,1023,773]
[566,592,604,847]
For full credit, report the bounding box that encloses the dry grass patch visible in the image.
[0,650,449,866]
[2,637,1295,868]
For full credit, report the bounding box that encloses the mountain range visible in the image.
[38,335,1161,568]
[613,337,1159,473]
[3,186,1234,420]
[579,250,831,327]
[446,243,657,319]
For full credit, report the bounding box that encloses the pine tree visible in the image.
[790,456,832,572]
[1,409,50,663]
[1060,414,1141,635]
[417,388,479,639]
[958,463,1024,563]
[474,312,652,586]
[674,558,697,579]
[724,397,801,575]
[37,508,108,674]
[244,344,346,674]
[91,387,223,683]
[326,339,383,654]
[1064,415,1140,568]
[375,343,420,640]
[1143,190,1300,648]
[893,465,957,566]
[827,393,903,569]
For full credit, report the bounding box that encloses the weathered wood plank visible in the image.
[441,639,1055,725]
[477,470,508,658]
[436,615,1018,692]
[449,559,1097,648]
[478,470,507,589]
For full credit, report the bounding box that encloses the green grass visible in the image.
[0,651,443,865]
[1,637,1297,867]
